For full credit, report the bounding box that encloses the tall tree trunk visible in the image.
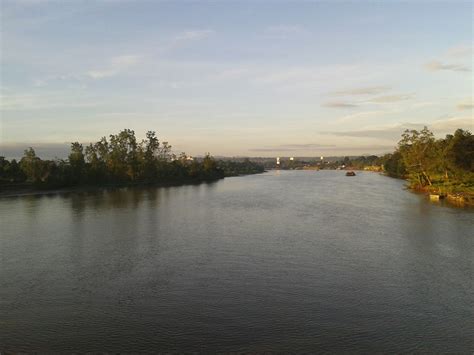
[422,171,432,186]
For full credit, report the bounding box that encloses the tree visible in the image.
[108,129,138,181]
[20,147,42,182]
[141,131,160,179]
[448,129,474,173]
[382,151,406,178]
[69,142,85,183]
[398,127,436,187]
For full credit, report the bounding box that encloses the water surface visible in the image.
[1,171,473,352]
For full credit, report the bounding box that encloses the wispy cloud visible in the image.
[86,54,141,79]
[322,117,473,140]
[322,125,413,140]
[336,111,385,123]
[251,64,359,88]
[329,86,390,96]
[366,94,414,103]
[324,92,413,108]
[249,143,396,154]
[262,25,307,39]
[322,101,358,108]
[430,117,473,132]
[249,143,335,152]
[456,100,473,110]
[446,44,473,58]
[410,101,435,109]
[0,92,100,111]
[424,60,470,72]
[216,67,250,80]
[174,29,214,41]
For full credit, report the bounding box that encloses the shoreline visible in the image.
[377,172,474,208]
[0,178,223,198]
[2,171,473,208]
[0,171,267,198]
[409,185,474,207]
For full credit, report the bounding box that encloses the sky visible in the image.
[0,0,473,158]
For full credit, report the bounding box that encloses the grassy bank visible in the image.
[410,180,474,207]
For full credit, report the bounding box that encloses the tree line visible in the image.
[380,127,473,192]
[1,127,471,194]
[0,129,232,189]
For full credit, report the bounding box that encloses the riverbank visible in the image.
[380,172,474,207]
[412,184,474,207]
[0,178,221,198]
[0,169,268,198]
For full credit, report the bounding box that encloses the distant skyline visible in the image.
[1,0,473,158]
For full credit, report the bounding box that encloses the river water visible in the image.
[0,170,473,352]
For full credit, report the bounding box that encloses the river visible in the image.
[0,170,473,352]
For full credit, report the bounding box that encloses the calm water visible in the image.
[1,170,473,352]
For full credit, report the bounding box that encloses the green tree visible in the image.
[382,151,406,178]
[69,142,85,183]
[108,129,139,181]
[398,127,436,187]
[141,131,160,179]
[20,147,42,182]
[447,129,474,173]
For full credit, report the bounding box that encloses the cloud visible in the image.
[251,64,360,89]
[430,117,473,132]
[86,54,141,79]
[424,60,470,72]
[0,92,99,110]
[262,25,307,39]
[322,101,358,108]
[32,73,86,88]
[174,30,214,41]
[411,101,435,109]
[329,144,395,153]
[216,67,250,80]
[457,101,473,110]
[322,117,473,140]
[446,44,473,58]
[336,111,385,123]
[366,94,414,103]
[322,125,413,140]
[329,86,390,96]
[323,93,413,108]
[249,143,335,152]
[3,0,60,4]
[249,143,396,155]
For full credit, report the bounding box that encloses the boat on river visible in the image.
[345,171,356,176]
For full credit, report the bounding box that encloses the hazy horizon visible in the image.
[1,0,473,157]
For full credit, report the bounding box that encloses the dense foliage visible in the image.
[1,127,471,195]
[0,129,228,189]
[218,159,266,176]
[380,127,473,193]
[324,155,381,170]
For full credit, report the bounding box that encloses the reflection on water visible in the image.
[0,171,473,352]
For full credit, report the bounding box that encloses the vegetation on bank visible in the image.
[320,128,473,202]
[379,128,473,196]
[218,159,265,176]
[0,129,264,193]
[1,127,472,203]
